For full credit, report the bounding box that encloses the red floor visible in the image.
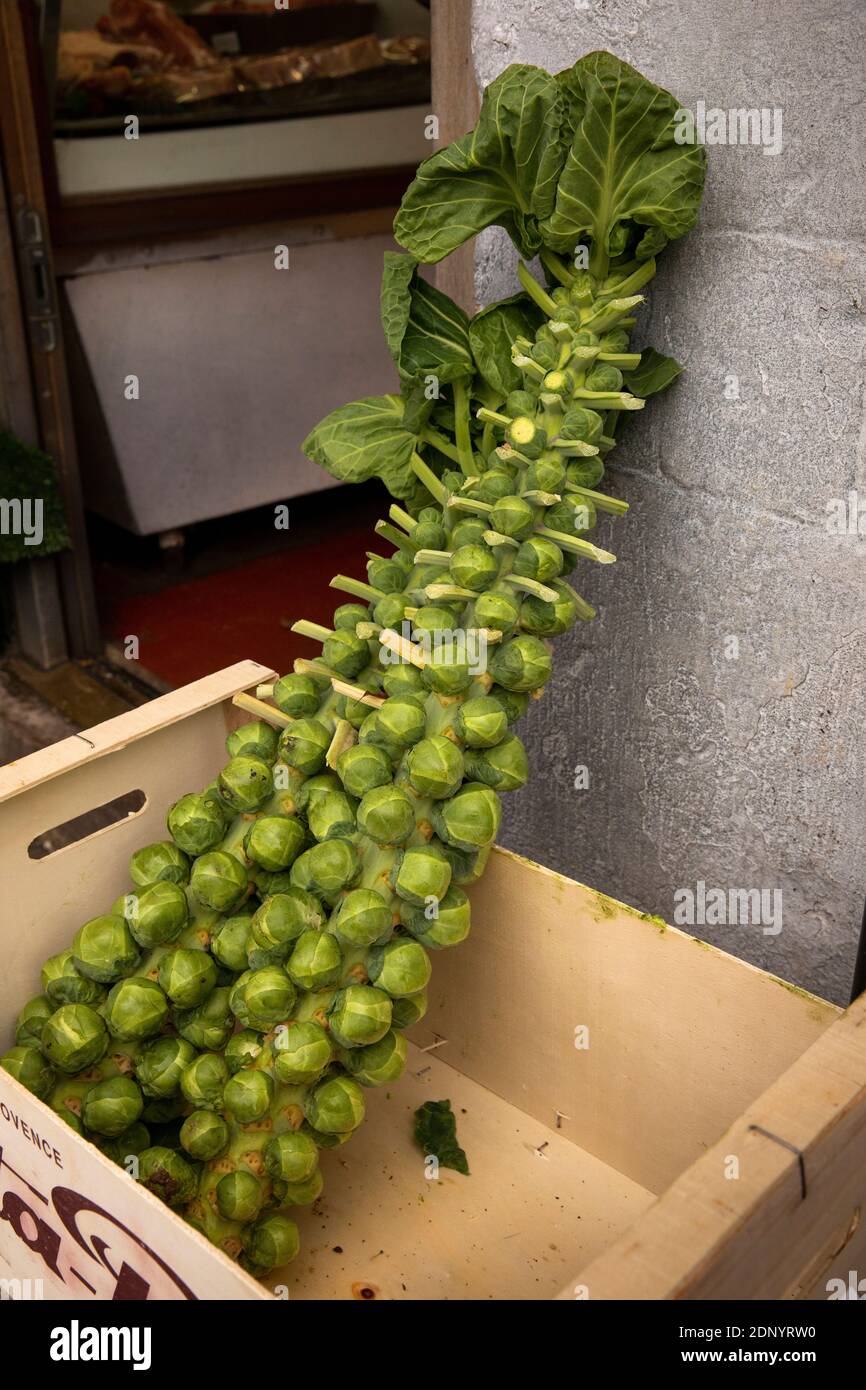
[99,524,375,688]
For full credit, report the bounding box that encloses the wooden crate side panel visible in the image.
[0,1069,270,1300]
[0,663,275,1020]
[564,993,866,1300]
[413,849,838,1195]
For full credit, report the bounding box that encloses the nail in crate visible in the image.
[1,661,864,1300]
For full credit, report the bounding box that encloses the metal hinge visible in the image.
[15,205,59,353]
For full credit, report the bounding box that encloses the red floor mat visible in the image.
[100,526,376,688]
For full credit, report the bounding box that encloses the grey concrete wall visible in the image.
[470,0,866,1003]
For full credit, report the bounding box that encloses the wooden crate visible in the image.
[0,661,863,1301]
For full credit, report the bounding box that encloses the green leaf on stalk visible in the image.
[302,395,423,501]
[623,347,683,398]
[542,51,706,265]
[413,1098,469,1176]
[394,64,568,263]
[381,252,475,385]
[468,293,546,398]
[401,378,436,435]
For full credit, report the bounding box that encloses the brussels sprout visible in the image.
[72,915,140,984]
[58,1111,85,1136]
[1,1045,55,1099]
[223,1069,274,1125]
[125,881,189,949]
[401,735,462,800]
[40,1004,108,1075]
[449,543,498,593]
[381,662,426,699]
[401,884,471,950]
[506,415,545,458]
[372,592,408,629]
[41,950,106,1007]
[328,984,392,1048]
[448,516,488,549]
[321,629,368,679]
[422,642,475,696]
[368,696,426,752]
[180,1052,229,1110]
[342,1029,408,1086]
[505,388,537,417]
[273,1021,333,1085]
[412,518,447,550]
[391,989,428,1029]
[218,755,274,814]
[226,719,279,764]
[157,949,218,1009]
[531,337,559,368]
[546,496,596,536]
[251,889,322,954]
[513,535,564,583]
[294,771,340,816]
[138,1147,198,1208]
[290,838,359,902]
[333,601,369,632]
[15,995,54,1048]
[331,888,392,947]
[367,939,431,998]
[585,362,623,392]
[357,783,415,845]
[210,914,253,973]
[272,672,323,718]
[229,967,296,1031]
[474,469,515,505]
[520,584,580,637]
[241,1212,300,1274]
[272,1169,324,1207]
[130,840,191,888]
[278,718,331,775]
[100,1121,150,1166]
[336,742,392,798]
[307,789,357,842]
[244,814,305,872]
[263,1130,319,1184]
[524,455,565,494]
[440,840,491,885]
[190,851,248,913]
[473,590,520,632]
[464,732,529,791]
[287,929,343,991]
[224,1029,264,1074]
[489,685,530,724]
[215,1170,265,1223]
[367,555,404,593]
[560,406,603,444]
[565,455,605,488]
[489,634,552,692]
[490,495,534,541]
[180,1110,229,1161]
[82,1076,144,1138]
[174,987,234,1052]
[103,977,169,1041]
[454,696,507,750]
[167,793,226,856]
[334,692,373,731]
[304,1075,365,1135]
[140,1093,187,1126]
[409,605,458,637]
[433,782,501,852]
[392,843,452,906]
[136,1036,197,1098]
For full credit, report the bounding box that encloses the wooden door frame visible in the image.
[0,0,100,658]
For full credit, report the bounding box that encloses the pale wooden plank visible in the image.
[413,848,838,1194]
[279,1041,655,1300]
[565,992,866,1299]
[430,0,478,313]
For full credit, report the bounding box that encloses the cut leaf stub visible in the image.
[1,49,705,1281]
